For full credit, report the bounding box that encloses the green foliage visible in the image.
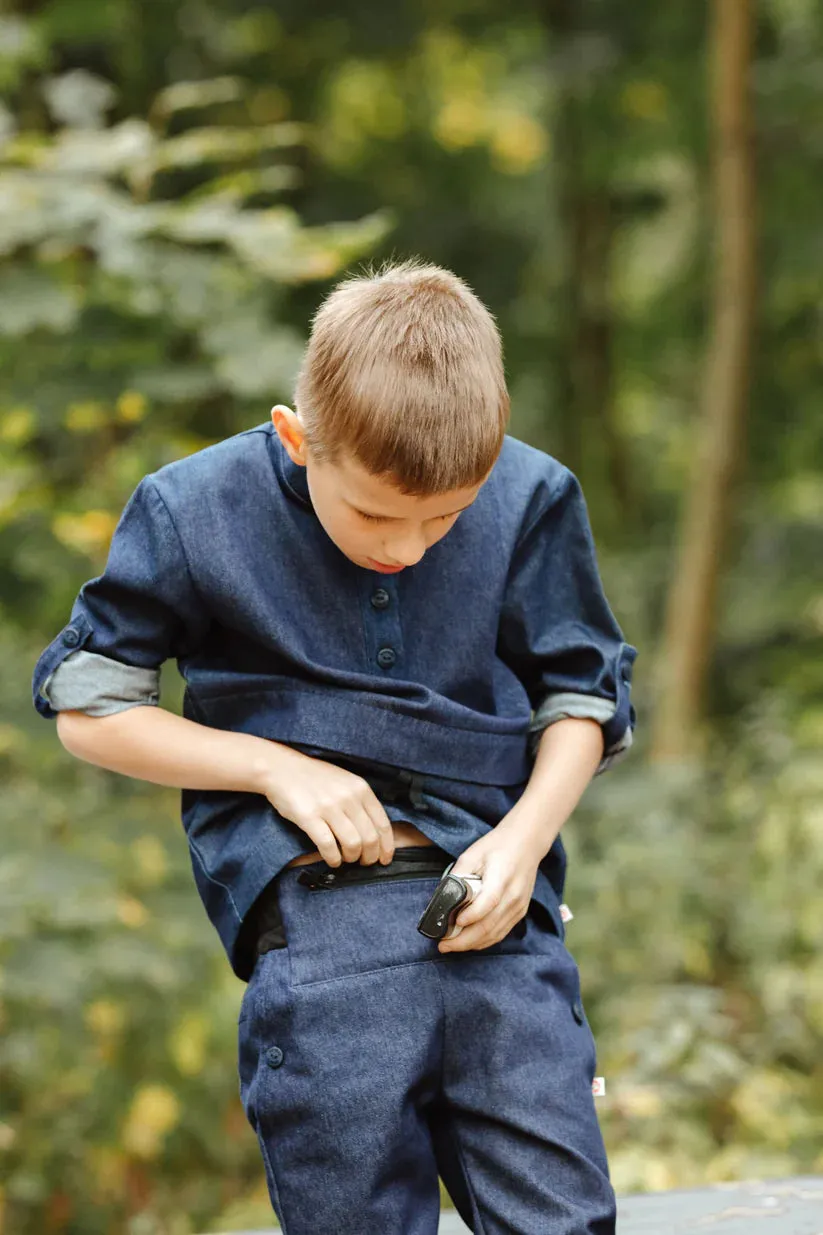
[2,629,264,1234]
[0,60,390,635]
[1,0,823,1231]
[570,707,823,1192]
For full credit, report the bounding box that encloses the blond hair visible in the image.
[293,257,509,494]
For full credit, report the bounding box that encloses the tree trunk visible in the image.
[542,0,632,527]
[651,0,756,761]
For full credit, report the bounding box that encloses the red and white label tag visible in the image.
[559,904,574,923]
[592,1077,606,1098]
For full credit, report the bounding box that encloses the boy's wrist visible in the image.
[505,718,604,858]
[496,803,561,863]
[248,739,302,797]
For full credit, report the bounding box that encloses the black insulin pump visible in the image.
[417,863,483,941]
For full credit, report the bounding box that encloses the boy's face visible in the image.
[272,406,488,573]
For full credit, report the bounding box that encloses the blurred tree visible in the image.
[540,0,633,521]
[652,0,756,761]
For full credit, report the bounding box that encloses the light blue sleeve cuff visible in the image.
[41,650,161,717]
[528,691,633,775]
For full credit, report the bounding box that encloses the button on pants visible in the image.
[237,867,616,1235]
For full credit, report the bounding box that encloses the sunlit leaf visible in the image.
[151,77,244,121]
[122,1085,181,1159]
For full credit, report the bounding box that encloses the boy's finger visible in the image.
[447,902,527,951]
[439,913,506,953]
[303,819,342,867]
[453,885,499,929]
[363,801,395,864]
[359,779,390,825]
[325,810,364,864]
[349,805,381,865]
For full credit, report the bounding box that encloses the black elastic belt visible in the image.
[248,846,453,957]
[297,845,451,890]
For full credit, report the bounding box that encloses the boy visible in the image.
[32,259,636,1234]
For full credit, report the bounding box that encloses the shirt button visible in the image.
[265,1046,284,1069]
[370,588,390,610]
[62,627,81,648]
[572,999,585,1025]
[377,646,396,669]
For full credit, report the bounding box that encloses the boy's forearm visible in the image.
[505,718,604,859]
[55,705,292,795]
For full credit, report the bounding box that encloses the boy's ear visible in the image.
[271,404,307,465]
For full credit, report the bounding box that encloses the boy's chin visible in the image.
[318,528,400,572]
[354,554,404,574]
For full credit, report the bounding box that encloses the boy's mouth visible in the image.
[366,558,405,573]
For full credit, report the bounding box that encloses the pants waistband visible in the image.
[295,845,452,890]
[249,846,453,957]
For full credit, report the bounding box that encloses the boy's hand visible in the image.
[438,718,604,952]
[258,746,395,867]
[437,814,545,953]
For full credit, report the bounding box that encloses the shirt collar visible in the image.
[267,422,312,509]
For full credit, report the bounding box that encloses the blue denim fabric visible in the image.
[31,423,636,978]
[238,866,616,1234]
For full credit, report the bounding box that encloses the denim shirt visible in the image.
[32,424,637,979]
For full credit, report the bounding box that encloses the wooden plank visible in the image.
[441,1177,823,1233]
[203,1176,823,1234]
[616,1176,823,1234]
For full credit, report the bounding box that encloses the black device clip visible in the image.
[417,862,482,941]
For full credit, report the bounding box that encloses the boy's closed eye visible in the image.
[356,509,456,525]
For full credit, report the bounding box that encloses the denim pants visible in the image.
[237,861,616,1235]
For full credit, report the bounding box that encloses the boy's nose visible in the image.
[383,531,426,567]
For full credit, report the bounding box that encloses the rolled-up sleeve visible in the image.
[497,465,637,775]
[32,475,207,720]
[42,649,161,716]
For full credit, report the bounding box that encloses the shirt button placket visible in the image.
[363,576,404,673]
